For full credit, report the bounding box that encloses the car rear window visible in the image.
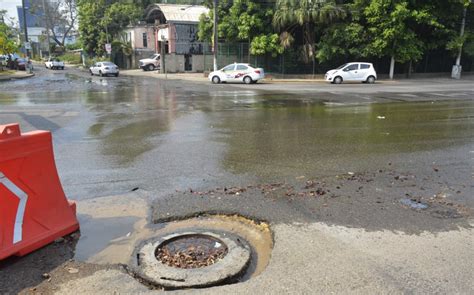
[360,64,370,69]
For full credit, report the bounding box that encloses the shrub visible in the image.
[58,52,81,64]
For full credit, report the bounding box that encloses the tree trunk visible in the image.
[407,60,412,78]
[61,24,74,47]
[424,53,429,73]
[389,55,395,80]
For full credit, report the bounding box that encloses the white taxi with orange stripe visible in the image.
[209,63,265,84]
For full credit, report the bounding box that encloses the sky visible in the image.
[1,0,22,23]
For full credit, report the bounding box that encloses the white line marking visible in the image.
[0,172,28,244]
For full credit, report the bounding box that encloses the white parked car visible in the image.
[209,63,265,84]
[139,54,160,71]
[89,62,119,77]
[45,57,65,70]
[325,62,377,84]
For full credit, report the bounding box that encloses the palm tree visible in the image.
[273,0,346,63]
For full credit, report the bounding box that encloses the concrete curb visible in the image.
[120,69,474,85]
[132,230,251,289]
[0,72,35,81]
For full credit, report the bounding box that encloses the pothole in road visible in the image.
[130,214,273,289]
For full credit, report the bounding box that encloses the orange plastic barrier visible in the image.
[0,123,79,260]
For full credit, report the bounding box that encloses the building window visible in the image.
[143,33,148,48]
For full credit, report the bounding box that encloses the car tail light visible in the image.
[255,70,261,74]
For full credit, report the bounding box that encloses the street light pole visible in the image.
[42,0,51,57]
[21,0,30,58]
[213,0,218,71]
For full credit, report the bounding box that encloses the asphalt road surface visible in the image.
[0,65,473,294]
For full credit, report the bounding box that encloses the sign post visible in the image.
[105,43,112,55]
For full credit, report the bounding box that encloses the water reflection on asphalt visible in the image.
[1,73,473,200]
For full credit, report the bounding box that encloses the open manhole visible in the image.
[133,231,251,288]
[155,234,228,269]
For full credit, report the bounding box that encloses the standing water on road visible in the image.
[1,70,473,201]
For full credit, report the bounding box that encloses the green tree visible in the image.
[198,0,280,56]
[250,33,283,57]
[0,10,18,56]
[102,2,141,37]
[78,0,107,55]
[78,0,140,56]
[358,0,444,79]
[316,22,365,62]
[273,0,346,63]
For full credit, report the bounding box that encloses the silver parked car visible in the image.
[89,62,119,77]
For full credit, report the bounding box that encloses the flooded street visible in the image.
[1,66,473,294]
[1,67,473,201]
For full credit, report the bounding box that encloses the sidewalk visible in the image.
[121,69,473,84]
[120,69,398,84]
[121,69,334,83]
[0,70,35,81]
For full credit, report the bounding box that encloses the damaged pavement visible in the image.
[0,66,473,293]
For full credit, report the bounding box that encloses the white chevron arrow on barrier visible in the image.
[0,172,28,244]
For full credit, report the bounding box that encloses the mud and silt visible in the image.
[153,166,472,234]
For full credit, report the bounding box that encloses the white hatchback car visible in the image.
[89,62,120,77]
[325,62,377,84]
[209,63,264,84]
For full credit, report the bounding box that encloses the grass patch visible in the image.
[0,70,16,75]
[57,52,82,64]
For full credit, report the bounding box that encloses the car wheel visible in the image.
[99,71,103,77]
[90,70,94,76]
[212,76,220,84]
[243,76,253,84]
[115,73,119,77]
[61,67,64,70]
[147,64,155,71]
[366,76,376,84]
[334,76,343,84]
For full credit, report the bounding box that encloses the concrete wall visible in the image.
[192,55,205,72]
[164,54,184,73]
[131,49,156,69]
[161,54,215,73]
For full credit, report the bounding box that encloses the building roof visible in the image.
[146,4,209,24]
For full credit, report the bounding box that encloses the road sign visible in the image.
[24,42,31,50]
[105,43,112,54]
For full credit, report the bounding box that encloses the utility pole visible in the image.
[452,2,470,79]
[213,0,218,71]
[21,0,30,58]
[160,36,166,74]
[42,0,51,57]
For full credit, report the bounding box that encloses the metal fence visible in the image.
[197,42,474,76]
